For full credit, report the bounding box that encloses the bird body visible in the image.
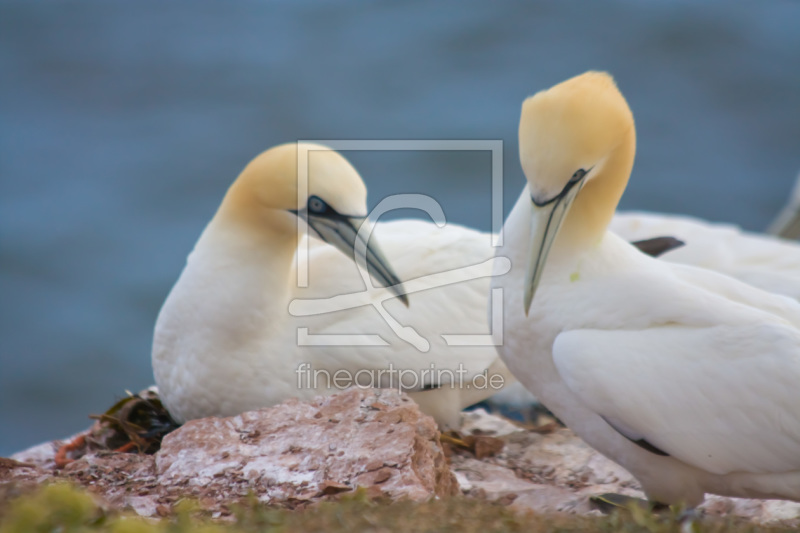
[153,143,507,428]
[612,212,800,300]
[767,170,800,240]
[494,72,800,505]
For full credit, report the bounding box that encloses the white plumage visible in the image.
[494,71,800,505]
[611,212,800,300]
[153,143,508,428]
[767,170,800,240]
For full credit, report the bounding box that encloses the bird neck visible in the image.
[197,192,301,310]
[555,127,636,255]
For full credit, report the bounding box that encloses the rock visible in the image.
[450,409,800,526]
[2,388,457,516]
[11,439,61,469]
[155,387,457,506]
[6,399,800,527]
[460,408,521,437]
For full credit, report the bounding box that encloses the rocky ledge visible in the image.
[452,410,800,526]
[4,388,456,517]
[3,388,799,527]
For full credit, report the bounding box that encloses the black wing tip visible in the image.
[601,415,671,457]
[632,236,686,258]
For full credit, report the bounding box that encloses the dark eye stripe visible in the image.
[570,168,587,183]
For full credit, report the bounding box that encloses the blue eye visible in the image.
[308,196,327,214]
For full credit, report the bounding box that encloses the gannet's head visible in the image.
[235,142,368,216]
[228,142,408,305]
[518,72,634,313]
[520,71,633,204]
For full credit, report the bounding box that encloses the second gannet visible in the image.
[493,72,800,506]
[611,212,800,300]
[153,143,510,429]
[768,170,800,239]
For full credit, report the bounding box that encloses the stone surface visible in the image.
[154,387,457,504]
[3,388,457,516]
[451,409,800,526]
[5,398,800,527]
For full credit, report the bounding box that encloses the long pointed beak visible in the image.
[524,179,585,315]
[307,213,409,306]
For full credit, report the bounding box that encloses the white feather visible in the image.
[153,216,507,428]
[612,212,800,299]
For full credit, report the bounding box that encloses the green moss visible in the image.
[0,483,103,533]
[0,483,796,533]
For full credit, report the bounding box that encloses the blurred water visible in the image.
[1,0,799,455]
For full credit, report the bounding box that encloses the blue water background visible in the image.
[2,1,799,454]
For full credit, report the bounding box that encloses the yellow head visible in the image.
[219,142,408,305]
[518,72,636,314]
[227,142,368,219]
[519,71,634,204]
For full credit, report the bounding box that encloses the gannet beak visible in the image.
[524,177,585,315]
[306,212,409,306]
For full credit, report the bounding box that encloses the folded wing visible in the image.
[553,323,800,475]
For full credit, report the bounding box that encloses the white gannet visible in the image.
[491,209,800,419]
[768,169,800,239]
[153,143,511,429]
[493,72,800,506]
[611,212,800,300]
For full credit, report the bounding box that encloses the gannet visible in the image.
[493,72,800,506]
[153,143,511,429]
[611,212,800,300]
[768,170,800,239]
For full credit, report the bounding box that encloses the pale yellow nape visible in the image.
[519,71,637,246]
[219,142,369,226]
